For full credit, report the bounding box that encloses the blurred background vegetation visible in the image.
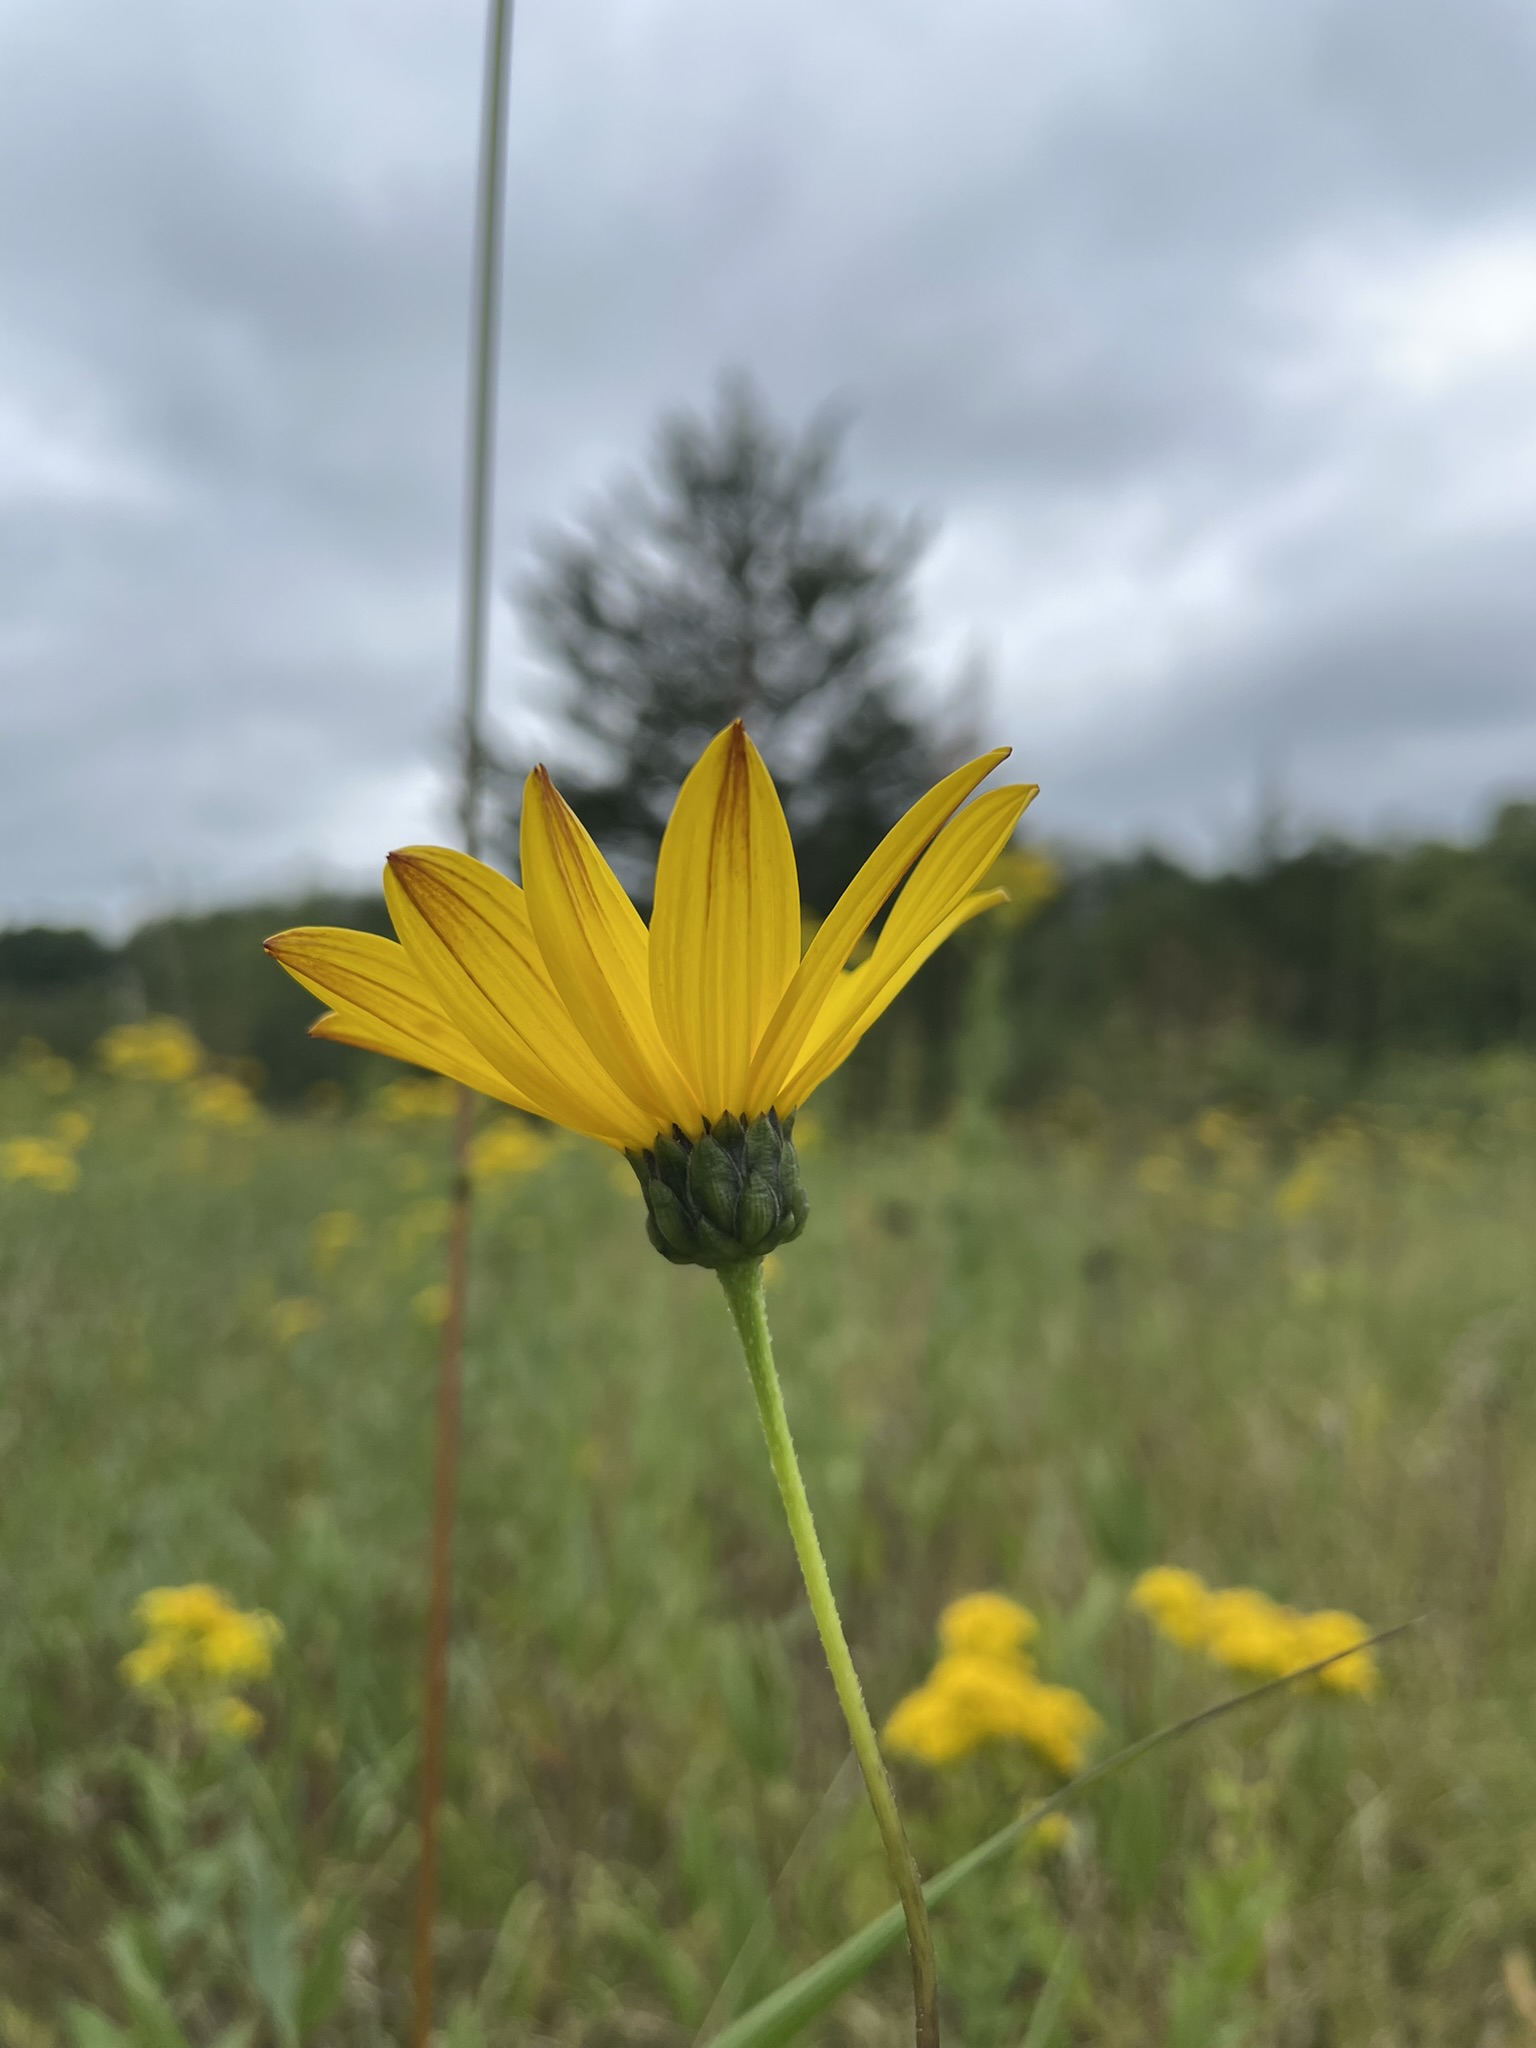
[3,1034,1534,2040]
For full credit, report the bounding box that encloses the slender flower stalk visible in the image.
[411,0,515,2036]
[411,1086,476,2040]
[265,720,1035,2042]
[717,1258,939,2047]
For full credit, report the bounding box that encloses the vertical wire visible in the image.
[411,0,516,2036]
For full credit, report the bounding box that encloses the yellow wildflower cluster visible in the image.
[2,1135,79,1193]
[120,1583,281,1740]
[1137,1106,1267,1229]
[98,1016,202,1082]
[184,1074,259,1126]
[1274,1119,1370,1223]
[1130,1566,1379,1697]
[374,1076,457,1121]
[1,1109,92,1193]
[884,1592,1102,1775]
[470,1119,551,1183]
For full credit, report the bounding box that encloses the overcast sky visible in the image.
[3,0,1535,930]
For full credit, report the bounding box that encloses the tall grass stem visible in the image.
[716,1259,940,2048]
[411,0,515,2036]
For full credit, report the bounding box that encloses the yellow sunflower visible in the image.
[266,722,1034,1264]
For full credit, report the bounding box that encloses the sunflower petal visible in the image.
[521,767,699,1132]
[745,748,1013,1111]
[384,847,653,1148]
[780,890,1007,1106]
[778,781,1036,1108]
[866,785,1037,977]
[650,722,800,1118]
[264,927,536,1110]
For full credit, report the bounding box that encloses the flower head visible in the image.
[938,1590,1039,1662]
[98,1017,202,1082]
[1129,1565,1212,1649]
[121,1583,281,1744]
[1,1136,79,1192]
[884,1589,1101,1777]
[1129,1565,1381,1698]
[185,1074,259,1126]
[885,1653,1101,1776]
[1294,1609,1380,1697]
[266,725,1034,1259]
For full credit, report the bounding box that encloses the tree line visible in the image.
[4,381,1533,1110]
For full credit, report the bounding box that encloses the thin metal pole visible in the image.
[411,1,516,2038]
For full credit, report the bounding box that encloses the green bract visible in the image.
[628,1110,808,1268]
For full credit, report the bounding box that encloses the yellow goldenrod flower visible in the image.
[1200,1587,1304,1678]
[185,1074,259,1126]
[206,1695,263,1741]
[121,1585,281,1719]
[98,1016,202,1082]
[1129,1566,1382,1698]
[1294,1609,1380,1697]
[938,1590,1039,1662]
[120,1635,179,1689]
[0,1136,80,1192]
[470,1120,550,1183]
[135,1583,231,1635]
[886,1653,1101,1775]
[883,1683,979,1766]
[1004,1682,1102,1776]
[200,1609,281,1682]
[267,724,1034,1264]
[1129,1565,1212,1648]
[374,1075,458,1121]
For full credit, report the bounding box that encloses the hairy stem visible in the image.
[717,1259,939,2048]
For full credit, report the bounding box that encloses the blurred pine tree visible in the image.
[501,374,953,912]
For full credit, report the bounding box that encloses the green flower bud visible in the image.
[687,1133,740,1233]
[629,1112,809,1269]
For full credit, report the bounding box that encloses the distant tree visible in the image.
[502,376,952,911]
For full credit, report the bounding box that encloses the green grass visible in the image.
[2,1055,1535,2044]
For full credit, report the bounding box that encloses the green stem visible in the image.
[717,1259,940,2048]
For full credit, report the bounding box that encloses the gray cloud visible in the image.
[3,0,1535,928]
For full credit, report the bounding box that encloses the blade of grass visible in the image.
[692,1754,863,2045]
[1017,1933,1080,2048]
[702,1622,1418,2048]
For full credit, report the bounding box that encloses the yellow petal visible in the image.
[863,785,1038,981]
[650,723,800,1118]
[264,927,536,1110]
[781,890,1005,1106]
[521,767,699,1133]
[384,848,653,1148]
[745,748,1013,1112]
[780,783,1035,1104]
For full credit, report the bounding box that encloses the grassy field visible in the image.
[2,1040,1535,2045]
